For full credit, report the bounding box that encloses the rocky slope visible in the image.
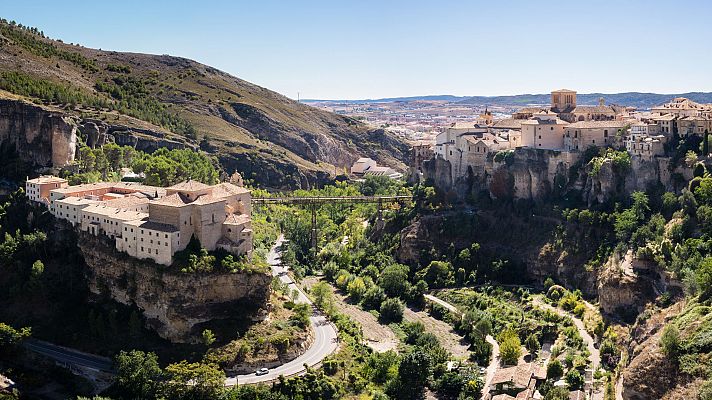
[0,20,409,188]
[78,234,271,343]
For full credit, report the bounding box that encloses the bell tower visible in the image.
[551,89,577,111]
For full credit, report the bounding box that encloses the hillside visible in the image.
[0,19,408,189]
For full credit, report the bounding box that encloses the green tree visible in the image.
[525,333,540,357]
[161,361,226,400]
[390,350,431,400]
[290,303,311,328]
[378,264,409,297]
[545,386,570,400]
[565,368,584,390]
[0,322,31,349]
[417,260,454,288]
[498,329,522,366]
[114,350,162,399]
[546,359,564,380]
[347,276,367,302]
[311,281,333,310]
[361,285,386,310]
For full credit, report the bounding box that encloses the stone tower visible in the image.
[551,89,577,112]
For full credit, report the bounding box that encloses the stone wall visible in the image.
[79,234,271,343]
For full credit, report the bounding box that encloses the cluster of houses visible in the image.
[26,177,253,265]
[413,89,712,181]
[485,361,586,400]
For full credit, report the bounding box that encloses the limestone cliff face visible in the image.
[421,147,680,204]
[596,251,660,316]
[0,99,77,168]
[79,234,271,343]
[423,148,579,202]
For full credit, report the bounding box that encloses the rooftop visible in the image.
[224,213,251,225]
[167,180,211,192]
[123,218,180,233]
[565,120,627,129]
[27,175,67,184]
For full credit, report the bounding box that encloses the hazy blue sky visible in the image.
[4,1,712,99]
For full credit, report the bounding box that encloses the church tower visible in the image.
[551,89,577,112]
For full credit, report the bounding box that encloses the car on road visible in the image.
[255,368,269,376]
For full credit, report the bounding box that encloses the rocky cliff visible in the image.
[78,234,271,343]
[421,148,686,204]
[0,98,76,169]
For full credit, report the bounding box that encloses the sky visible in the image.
[3,0,712,100]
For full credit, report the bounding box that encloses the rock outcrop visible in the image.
[79,234,271,343]
[0,98,77,168]
[597,251,659,317]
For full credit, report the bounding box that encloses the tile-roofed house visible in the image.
[492,118,524,130]
[152,193,192,207]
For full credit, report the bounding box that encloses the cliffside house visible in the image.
[520,111,569,150]
[487,362,546,399]
[25,175,68,205]
[26,178,254,266]
[650,97,712,137]
[563,120,627,151]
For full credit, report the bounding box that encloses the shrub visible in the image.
[565,368,584,390]
[546,359,564,379]
[660,324,681,359]
[379,298,404,323]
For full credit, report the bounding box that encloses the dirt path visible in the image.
[403,307,471,359]
[302,277,398,353]
[533,296,604,400]
[481,335,499,400]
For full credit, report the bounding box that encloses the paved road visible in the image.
[23,339,114,372]
[226,235,339,385]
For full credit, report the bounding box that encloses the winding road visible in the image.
[25,235,338,387]
[226,235,339,385]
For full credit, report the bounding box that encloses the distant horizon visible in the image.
[301,90,712,103]
[3,1,712,100]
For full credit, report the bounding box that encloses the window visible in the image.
[141,230,144,234]
[604,130,608,137]
[550,127,554,130]
[165,234,168,238]
[141,247,144,252]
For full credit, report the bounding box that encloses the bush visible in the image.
[546,359,564,379]
[379,298,404,323]
[660,324,681,359]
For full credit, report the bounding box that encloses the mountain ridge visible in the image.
[0,19,409,189]
[304,92,712,108]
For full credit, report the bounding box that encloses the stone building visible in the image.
[513,89,620,123]
[520,111,569,150]
[25,175,68,204]
[563,120,627,151]
[27,178,254,266]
